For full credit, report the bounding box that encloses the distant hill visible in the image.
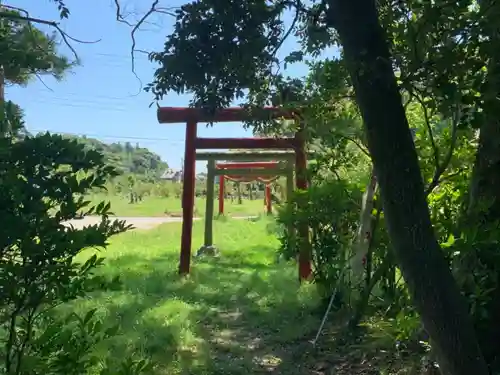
[64,135,169,177]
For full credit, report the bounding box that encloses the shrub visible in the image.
[0,132,151,374]
[276,180,362,304]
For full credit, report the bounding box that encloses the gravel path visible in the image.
[65,215,257,230]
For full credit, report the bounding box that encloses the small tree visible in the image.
[277,180,362,306]
[0,119,152,374]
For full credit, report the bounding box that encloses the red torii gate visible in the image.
[157,106,311,281]
[216,161,279,215]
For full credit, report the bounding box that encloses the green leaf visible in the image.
[83,308,98,325]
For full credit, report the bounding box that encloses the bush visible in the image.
[276,180,362,304]
[0,132,151,374]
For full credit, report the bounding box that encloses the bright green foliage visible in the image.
[59,135,169,177]
[146,0,291,110]
[0,100,25,136]
[0,126,153,374]
[0,9,71,85]
[277,180,362,303]
[27,309,152,375]
[380,0,486,125]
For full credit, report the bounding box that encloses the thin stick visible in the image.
[311,267,347,347]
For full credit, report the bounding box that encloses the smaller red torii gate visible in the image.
[217,161,279,215]
[157,106,311,281]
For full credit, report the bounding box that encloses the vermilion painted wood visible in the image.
[218,162,280,215]
[216,161,279,169]
[179,121,197,275]
[218,175,224,215]
[265,185,272,214]
[157,106,297,124]
[294,129,312,281]
[195,137,298,150]
[168,105,311,281]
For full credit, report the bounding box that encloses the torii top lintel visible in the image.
[216,161,280,169]
[157,106,298,124]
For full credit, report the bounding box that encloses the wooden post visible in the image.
[286,166,296,249]
[218,175,225,215]
[204,159,216,247]
[351,168,377,283]
[295,128,312,281]
[286,165,294,200]
[179,121,197,275]
[265,184,272,214]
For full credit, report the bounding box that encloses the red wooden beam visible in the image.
[195,137,298,150]
[218,175,224,215]
[295,130,312,281]
[265,185,272,215]
[179,121,197,276]
[157,106,298,124]
[225,171,280,178]
[216,161,279,169]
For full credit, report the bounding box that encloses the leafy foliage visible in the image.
[0,2,158,373]
[0,130,150,374]
[0,9,71,85]
[277,180,362,303]
[7,0,500,372]
[60,135,169,177]
[146,0,291,109]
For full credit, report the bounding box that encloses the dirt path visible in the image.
[65,215,257,230]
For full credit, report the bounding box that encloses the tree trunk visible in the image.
[466,59,500,369]
[468,0,500,218]
[466,1,500,367]
[328,0,489,374]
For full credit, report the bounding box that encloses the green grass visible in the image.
[71,218,323,375]
[86,193,270,218]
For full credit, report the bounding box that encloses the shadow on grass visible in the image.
[91,244,325,375]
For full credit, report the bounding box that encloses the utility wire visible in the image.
[32,96,143,105]
[27,100,132,112]
[28,129,185,144]
[93,52,151,60]
[26,88,151,101]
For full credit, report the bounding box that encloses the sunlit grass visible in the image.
[86,193,270,218]
[70,218,321,374]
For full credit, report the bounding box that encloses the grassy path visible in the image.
[71,218,324,374]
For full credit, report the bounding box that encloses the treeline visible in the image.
[62,135,169,178]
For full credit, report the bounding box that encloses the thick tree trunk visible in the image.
[466,1,500,365]
[467,92,500,369]
[469,0,500,218]
[468,61,500,366]
[327,0,489,374]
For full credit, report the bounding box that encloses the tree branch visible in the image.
[35,74,54,91]
[271,2,301,57]
[113,0,179,94]
[337,133,371,158]
[0,6,100,63]
[411,90,440,168]
[424,105,460,196]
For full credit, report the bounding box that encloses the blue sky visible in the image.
[7,0,332,170]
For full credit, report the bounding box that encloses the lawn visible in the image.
[86,193,270,218]
[71,217,325,375]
